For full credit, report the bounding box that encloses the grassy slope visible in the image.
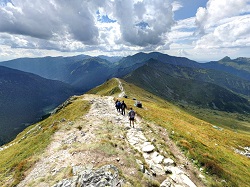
[89,78,250,187]
[0,82,160,187]
[0,96,91,186]
[219,57,250,73]
[123,64,250,132]
[124,63,250,113]
[1,78,249,187]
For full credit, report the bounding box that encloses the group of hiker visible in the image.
[115,99,136,128]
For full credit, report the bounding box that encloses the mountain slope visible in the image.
[202,56,250,81]
[124,61,250,113]
[0,78,249,187]
[143,59,250,98]
[66,57,117,92]
[113,52,200,78]
[0,56,117,93]
[117,52,199,69]
[90,79,250,186]
[0,55,91,81]
[2,52,250,95]
[114,53,250,99]
[0,66,75,145]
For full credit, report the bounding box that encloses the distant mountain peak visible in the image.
[220,56,231,62]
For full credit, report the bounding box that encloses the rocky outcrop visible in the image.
[234,146,250,158]
[53,165,123,187]
[127,128,197,187]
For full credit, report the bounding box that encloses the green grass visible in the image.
[182,106,250,133]
[0,88,161,186]
[0,95,90,187]
[87,78,121,96]
[92,78,250,187]
[1,78,250,186]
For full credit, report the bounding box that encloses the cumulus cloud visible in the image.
[0,0,175,53]
[169,18,196,39]
[195,0,250,49]
[171,1,183,12]
[114,0,174,47]
[0,0,100,49]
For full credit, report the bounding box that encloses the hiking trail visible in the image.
[17,79,206,187]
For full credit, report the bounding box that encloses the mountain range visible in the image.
[0,66,74,145]
[1,52,250,145]
[124,58,250,113]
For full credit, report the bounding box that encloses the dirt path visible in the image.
[116,78,126,98]
[17,80,205,187]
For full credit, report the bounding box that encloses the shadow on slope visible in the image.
[0,66,75,146]
[123,60,250,114]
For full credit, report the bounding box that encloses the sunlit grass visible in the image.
[92,78,250,187]
[87,78,121,96]
[0,95,90,186]
[1,78,250,187]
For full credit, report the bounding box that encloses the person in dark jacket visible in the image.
[128,108,135,128]
[116,100,121,112]
[121,101,127,115]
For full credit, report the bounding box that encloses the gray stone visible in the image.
[150,163,165,175]
[160,179,172,187]
[142,144,155,153]
[80,131,85,136]
[163,158,175,166]
[125,126,131,130]
[169,167,197,187]
[152,152,164,164]
[53,165,123,187]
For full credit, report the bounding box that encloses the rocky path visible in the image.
[116,78,126,98]
[17,80,204,186]
[83,94,200,186]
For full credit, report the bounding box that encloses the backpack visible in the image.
[129,110,135,118]
[121,103,126,109]
[116,101,121,108]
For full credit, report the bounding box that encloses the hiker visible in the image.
[128,108,135,128]
[115,99,119,109]
[121,101,127,115]
[116,100,121,112]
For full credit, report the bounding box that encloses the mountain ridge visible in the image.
[0,78,249,187]
[1,52,250,145]
[1,52,250,93]
[124,59,250,113]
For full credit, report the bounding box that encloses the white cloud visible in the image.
[112,0,174,47]
[0,0,100,49]
[168,18,196,41]
[171,1,183,12]
[0,0,249,62]
[0,0,175,54]
[196,0,250,32]
[195,0,250,49]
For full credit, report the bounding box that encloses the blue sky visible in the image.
[174,0,208,20]
[0,0,249,62]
